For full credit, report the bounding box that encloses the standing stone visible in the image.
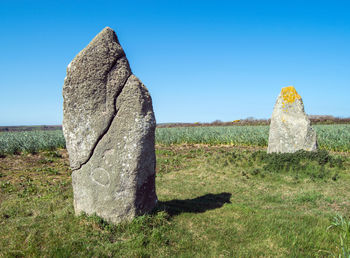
[267,86,317,153]
[63,27,157,224]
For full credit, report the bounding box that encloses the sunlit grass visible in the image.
[1,146,349,256]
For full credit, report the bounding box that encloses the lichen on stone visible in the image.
[281,86,301,108]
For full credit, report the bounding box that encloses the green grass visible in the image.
[328,215,350,257]
[1,146,350,256]
[1,124,349,156]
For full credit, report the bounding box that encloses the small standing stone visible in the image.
[267,86,317,153]
[62,27,157,224]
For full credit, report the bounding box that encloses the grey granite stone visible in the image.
[63,27,157,223]
[267,86,317,153]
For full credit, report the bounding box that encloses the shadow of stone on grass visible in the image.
[157,192,232,217]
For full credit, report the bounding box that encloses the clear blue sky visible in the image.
[0,0,349,125]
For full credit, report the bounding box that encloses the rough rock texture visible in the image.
[267,86,317,153]
[63,27,157,223]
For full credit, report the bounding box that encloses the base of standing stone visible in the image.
[71,75,157,224]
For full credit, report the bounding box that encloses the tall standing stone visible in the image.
[267,86,317,153]
[63,27,157,224]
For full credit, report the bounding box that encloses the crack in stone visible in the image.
[72,60,132,171]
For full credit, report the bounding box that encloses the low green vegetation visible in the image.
[328,214,350,257]
[0,130,65,157]
[251,149,344,181]
[156,124,350,152]
[315,124,350,152]
[1,146,350,256]
[1,124,349,156]
[156,125,269,146]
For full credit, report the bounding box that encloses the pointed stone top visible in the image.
[63,26,128,169]
[280,86,301,106]
[89,26,119,45]
[103,26,113,31]
[97,26,115,37]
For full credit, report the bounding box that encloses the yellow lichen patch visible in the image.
[281,86,301,106]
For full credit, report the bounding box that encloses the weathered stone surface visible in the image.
[267,86,317,153]
[63,27,130,170]
[63,27,157,223]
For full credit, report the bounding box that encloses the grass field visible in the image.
[0,130,65,157]
[156,124,350,152]
[0,124,350,156]
[1,145,350,257]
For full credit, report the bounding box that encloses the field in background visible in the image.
[0,130,65,156]
[157,116,350,128]
[1,124,350,156]
[0,125,62,132]
[157,124,350,152]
